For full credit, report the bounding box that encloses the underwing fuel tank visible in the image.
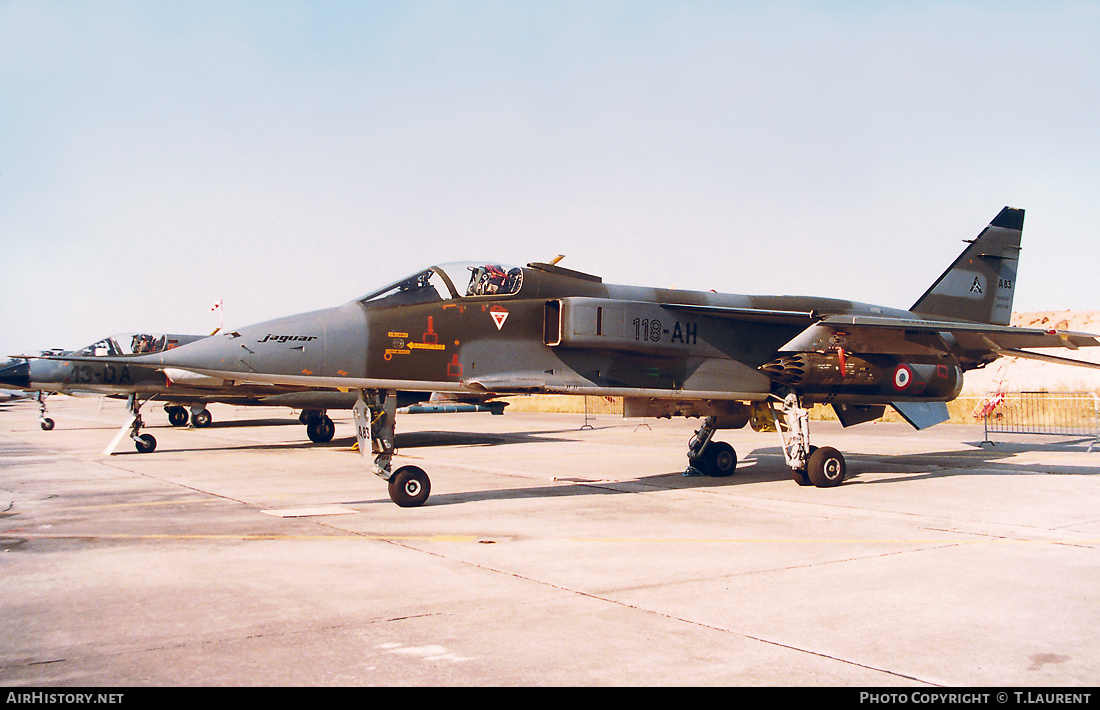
[758,352,962,401]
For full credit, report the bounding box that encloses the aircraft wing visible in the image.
[803,315,1100,368]
[663,303,1100,368]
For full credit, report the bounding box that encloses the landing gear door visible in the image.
[353,395,371,459]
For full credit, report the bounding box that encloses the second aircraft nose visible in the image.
[0,361,31,390]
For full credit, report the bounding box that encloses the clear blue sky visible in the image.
[2,0,1098,355]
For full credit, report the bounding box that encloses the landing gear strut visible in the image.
[105,394,156,454]
[36,392,55,431]
[771,393,846,487]
[685,416,737,477]
[354,390,430,508]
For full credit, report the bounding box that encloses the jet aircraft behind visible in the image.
[49,208,1100,505]
[3,333,506,453]
[0,332,363,450]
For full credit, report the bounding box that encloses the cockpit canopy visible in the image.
[73,333,181,357]
[358,262,524,307]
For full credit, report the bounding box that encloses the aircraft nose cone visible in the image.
[0,361,31,390]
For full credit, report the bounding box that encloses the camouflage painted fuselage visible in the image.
[145,261,963,409]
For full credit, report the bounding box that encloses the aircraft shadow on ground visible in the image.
[181,417,303,430]
[127,426,584,455]
[852,437,1100,485]
[346,450,785,507]
[395,429,581,448]
[361,438,1100,507]
[108,419,1100,496]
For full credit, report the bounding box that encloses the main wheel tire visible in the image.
[702,441,737,477]
[135,433,157,454]
[388,466,431,508]
[191,409,212,428]
[306,416,335,443]
[167,408,189,427]
[791,445,816,486]
[807,446,846,487]
[790,468,812,486]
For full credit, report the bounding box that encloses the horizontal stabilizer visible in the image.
[891,401,950,430]
[995,348,1100,370]
[812,315,1100,351]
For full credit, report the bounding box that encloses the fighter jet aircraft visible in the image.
[0,332,366,450]
[2,333,505,453]
[42,207,1100,506]
[3,334,202,431]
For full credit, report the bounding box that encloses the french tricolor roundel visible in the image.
[893,364,913,391]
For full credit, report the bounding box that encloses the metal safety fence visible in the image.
[580,396,624,429]
[975,391,1100,451]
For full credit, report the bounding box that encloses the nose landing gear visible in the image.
[105,394,157,455]
[37,392,55,431]
[354,390,431,508]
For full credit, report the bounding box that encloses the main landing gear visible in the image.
[771,393,846,488]
[164,405,213,428]
[685,416,738,477]
[682,394,847,488]
[166,406,189,427]
[354,390,430,508]
[300,410,336,443]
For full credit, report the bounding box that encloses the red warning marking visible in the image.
[489,306,508,330]
[447,354,463,377]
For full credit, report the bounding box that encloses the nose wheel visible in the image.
[128,396,156,454]
[135,433,157,454]
[36,393,55,430]
[388,466,431,507]
[104,395,157,455]
[109,394,158,453]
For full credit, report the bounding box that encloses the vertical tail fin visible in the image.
[910,207,1024,325]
